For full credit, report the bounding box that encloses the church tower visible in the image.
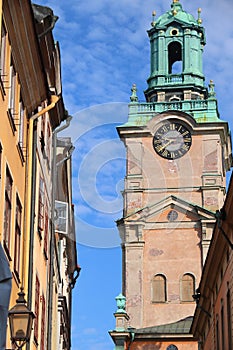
[117,0,232,330]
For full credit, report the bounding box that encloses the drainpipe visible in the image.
[47,115,72,350]
[25,95,60,350]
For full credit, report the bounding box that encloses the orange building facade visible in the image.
[0,1,78,349]
[191,173,233,350]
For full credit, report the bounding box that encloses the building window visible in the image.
[0,21,7,80]
[40,114,46,152]
[221,301,225,350]
[227,289,232,350]
[18,99,25,147]
[14,195,22,279]
[44,200,48,259]
[38,177,45,237]
[46,122,51,161]
[216,316,220,350]
[40,293,46,350]
[167,345,178,350]
[8,59,17,115]
[3,166,13,254]
[34,275,40,343]
[152,274,167,302]
[181,273,195,302]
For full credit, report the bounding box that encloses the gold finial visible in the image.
[151,10,156,27]
[173,0,179,3]
[197,8,202,24]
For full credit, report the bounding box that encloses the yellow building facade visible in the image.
[0,1,78,349]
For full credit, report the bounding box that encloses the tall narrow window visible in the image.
[227,289,232,350]
[152,274,167,302]
[14,195,22,279]
[216,316,220,350]
[44,199,48,259]
[19,99,25,147]
[181,273,195,302]
[3,166,13,253]
[34,275,40,343]
[221,302,225,350]
[168,41,182,74]
[46,122,51,162]
[8,59,16,115]
[0,21,7,80]
[40,293,46,350]
[38,177,45,237]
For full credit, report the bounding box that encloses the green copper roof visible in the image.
[155,0,199,28]
[135,316,193,335]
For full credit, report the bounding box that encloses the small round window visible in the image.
[170,28,179,36]
[167,345,178,350]
[167,210,178,222]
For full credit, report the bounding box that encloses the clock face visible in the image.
[153,121,192,159]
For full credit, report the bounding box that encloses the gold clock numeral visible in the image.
[170,151,175,159]
[182,144,189,151]
[177,125,182,132]
[184,137,191,143]
[181,130,189,136]
[162,150,168,158]
[162,125,168,133]
[155,145,164,153]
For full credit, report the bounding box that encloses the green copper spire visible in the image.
[154,0,200,28]
[145,0,206,103]
[123,1,222,127]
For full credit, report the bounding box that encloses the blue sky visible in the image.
[35,0,233,349]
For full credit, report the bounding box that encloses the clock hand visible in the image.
[160,139,173,150]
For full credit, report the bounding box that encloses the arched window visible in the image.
[152,274,167,302]
[168,41,182,74]
[181,273,195,302]
[167,345,178,350]
[169,95,181,102]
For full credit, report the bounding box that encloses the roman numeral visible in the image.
[182,144,189,151]
[170,152,175,159]
[155,145,164,152]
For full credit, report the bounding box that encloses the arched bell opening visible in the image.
[168,41,182,74]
